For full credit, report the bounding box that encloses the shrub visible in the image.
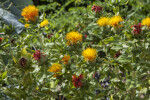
[0,0,150,99]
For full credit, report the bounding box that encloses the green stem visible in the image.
[38,27,43,50]
[42,64,47,87]
[80,90,82,99]
[8,35,14,58]
[132,71,136,99]
[0,55,6,67]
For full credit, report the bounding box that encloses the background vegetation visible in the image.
[0,0,150,100]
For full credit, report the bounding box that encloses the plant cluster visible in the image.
[0,0,150,100]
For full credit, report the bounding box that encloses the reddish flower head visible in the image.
[72,74,83,88]
[11,39,15,44]
[19,57,27,68]
[0,37,3,43]
[84,34,87,38]
[92,5,103,13]
[47,34,53,39]
[33,50,46,61]
[114,51,121,58]
[131,23,142,35]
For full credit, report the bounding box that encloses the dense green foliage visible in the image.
[0,0,150,100]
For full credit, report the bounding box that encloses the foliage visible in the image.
[0,0,150,99]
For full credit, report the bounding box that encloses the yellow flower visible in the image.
[24,24,29,28]
[62,55,70,64]
[48,63,62,77]
[82,48,97,62]
[21,5,39,21]
[142,17,150,27]
[40,19,49,27]
[109,15,124,28]
[97,17,109,26]
[66,32,82,45]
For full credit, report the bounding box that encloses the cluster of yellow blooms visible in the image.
[22,5,150,28]
[97,15,124,28]
[97,16,150,28]
[21,5,150,78]
[48,47,97,77]
[65,31,97,61]
[22,5,49,28]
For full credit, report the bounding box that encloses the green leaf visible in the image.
[104,36,116,44]
[27,53,32,59]
[2,71,7,79]
[124,31,132,38]
[140,87,147,94]
[114,82,125,90]
[21,48,27,56]
[13,56,17,64]
[126,12,136,21]
[111,45,123,51]
[111,78,119,82]
[1,55,11,65]
[123,64,132,71]
[117,54,131,63]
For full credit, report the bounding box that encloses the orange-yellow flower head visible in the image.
[82,48,97,62]
[62,55,70,64]
[141,17,150,27]
[97,17,109,26]
[66,32,82,45]
[48,63,62,77]
[24,24,29,28]
[40,19,49,27]
[109,15,124,28]
[21,5,39,21]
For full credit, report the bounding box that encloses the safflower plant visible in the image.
[0,0,150,100]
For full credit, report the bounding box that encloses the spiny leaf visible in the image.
[2,71,7,79]
[21,48,27,56]
[13,56,17,64]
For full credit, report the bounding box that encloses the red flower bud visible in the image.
[131,23,142,35]
[19,57,27,68]
[92,5,103,13]
[47,34,53,39]
[78,74,83,80]
[84,34,87,38]
[33,50,46,61]
[0,37,3,43]
[11,39,15,44]
[72,74,83,88]
[114,51,121,58]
